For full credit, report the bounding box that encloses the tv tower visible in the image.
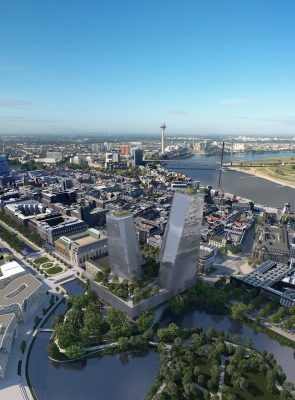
[160,122,166,155]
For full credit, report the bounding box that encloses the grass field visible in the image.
[34,256,63,275]
[34,256,51,266]
[44,265,63,275]
[235,156,295,186]
[224,367,280,400]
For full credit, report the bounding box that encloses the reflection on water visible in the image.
[29,333,159,400]
[162,307,295,384]
[29,303,295,400]
[166,153,295,207]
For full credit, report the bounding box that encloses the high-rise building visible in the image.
[106,211,143,279]
[92,144,101,152]
[159,189,203,293]
[0,156,9,175]
[120,144,129,155]
[133,147,143,166]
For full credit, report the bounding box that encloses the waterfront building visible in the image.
[159,190,203,293]
[106,211,143,279]
[0,313,18,379]
[55,228,108,268]
[0,274,45,321]
[233,260,295,308]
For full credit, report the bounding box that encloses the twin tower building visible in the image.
[106,189,203,295]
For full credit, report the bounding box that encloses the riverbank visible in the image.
[228,166,295,189]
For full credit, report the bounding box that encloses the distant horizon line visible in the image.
[0,132,294,139]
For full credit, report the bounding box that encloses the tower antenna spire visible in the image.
[160,123,166,155]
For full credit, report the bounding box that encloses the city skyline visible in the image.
[1,0,295,136]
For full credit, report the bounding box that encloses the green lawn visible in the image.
[44,265,63,275]
[194,355,218,393]
[223,369,280,400]
[34,256,51,266]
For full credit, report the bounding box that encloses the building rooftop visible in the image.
[0,261,25,279]
[0,274,42,307]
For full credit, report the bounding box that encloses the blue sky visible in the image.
[1,0,295,136]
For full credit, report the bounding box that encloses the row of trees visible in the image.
[0,225,23,252]
[0,211,45,247]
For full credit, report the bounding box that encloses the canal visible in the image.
[28,279,295,400]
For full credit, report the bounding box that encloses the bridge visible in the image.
[224,161,295,168]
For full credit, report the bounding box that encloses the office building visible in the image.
[120,144,129,155]
[159,189,203,293]
[60,179,74,191]
[0,156,9,175]
[106,211,143,279]
[0,313,18,378]
[29,214,87,244]
[133,147,143,166]
[0,274,45,321]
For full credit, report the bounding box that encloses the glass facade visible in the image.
[159,192,203,293]
[106,214,143,279]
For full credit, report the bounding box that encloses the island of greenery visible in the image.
[48,284,294,400]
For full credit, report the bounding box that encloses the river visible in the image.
[165,151,295,208]
[27,279,295,400]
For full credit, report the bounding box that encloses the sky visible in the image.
[1,0,295,136]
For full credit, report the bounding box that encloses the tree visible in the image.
[157,323,180,342]
[107,307,127,327]
[57,323,76,349]
[117,336,129,352]
[218,247,228,257]
[136,310,154,333]
[230,244,240,254]
[169,295,186,316]
[231,303,250,321]
[65,343,86,360]
[197,374,205,387]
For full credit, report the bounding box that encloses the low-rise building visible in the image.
[199,245,215,270]
[0,313,18,379]
[55,228,108,268]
